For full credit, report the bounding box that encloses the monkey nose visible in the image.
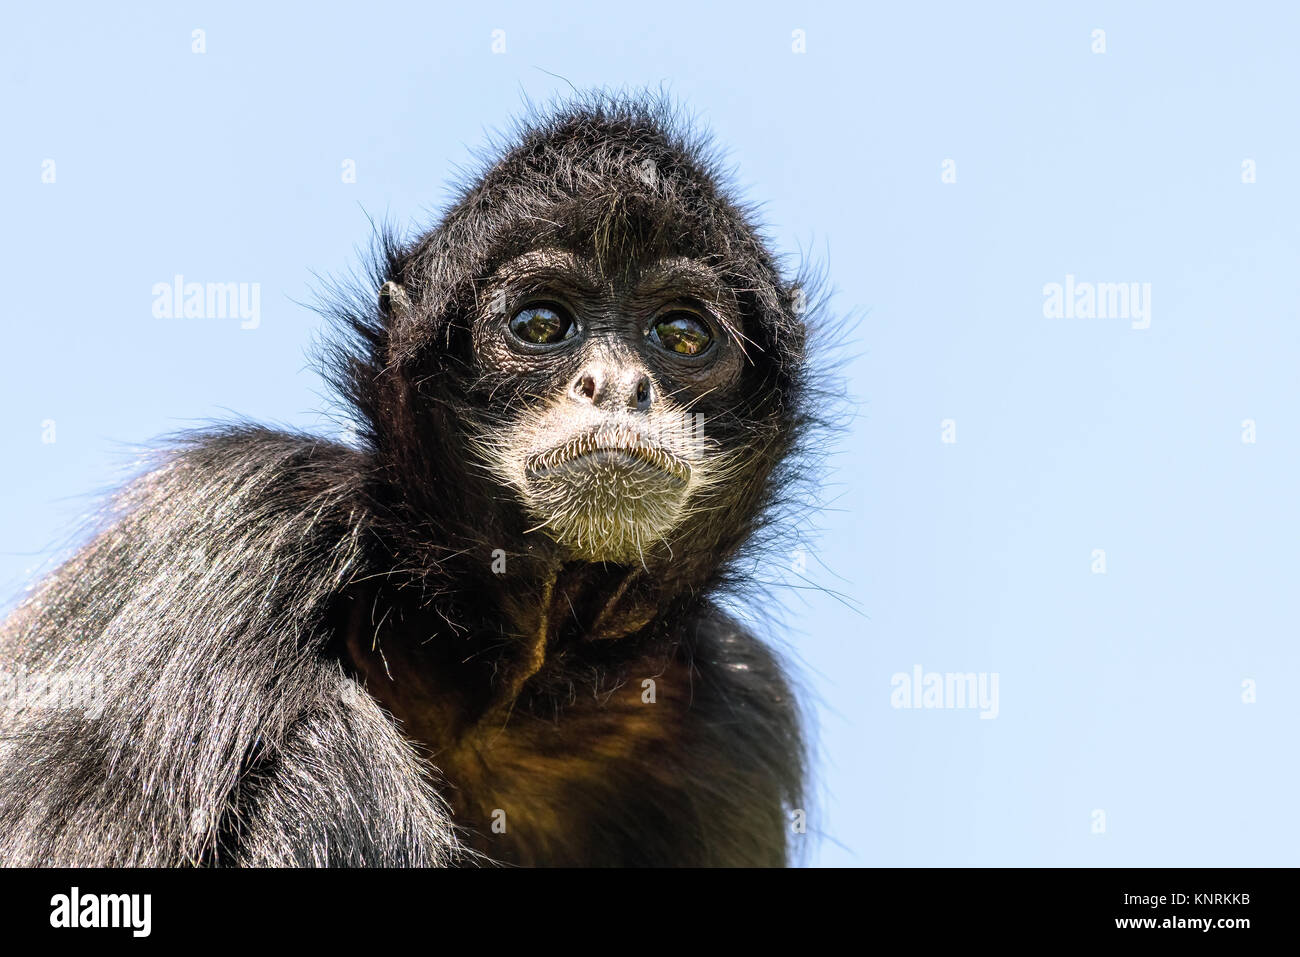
[570,369,653,412]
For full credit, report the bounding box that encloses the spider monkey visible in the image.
[0,94,819,867]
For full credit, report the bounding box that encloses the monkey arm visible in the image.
[0,427,455,866]
[673,610,807,866]
[217,661,460,866]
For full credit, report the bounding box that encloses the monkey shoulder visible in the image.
[0,427,443,865]
[3,426,374,666]
[683,606,799,706]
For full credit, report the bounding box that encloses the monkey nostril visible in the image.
[574,373,598,402]
[634,375,651,410]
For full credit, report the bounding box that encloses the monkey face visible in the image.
[467,249,747,563]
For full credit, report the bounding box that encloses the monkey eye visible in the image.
[650,312,713,357]
[509,304,576,345]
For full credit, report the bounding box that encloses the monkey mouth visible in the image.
[525,428,691,484]
[520,427,694,562]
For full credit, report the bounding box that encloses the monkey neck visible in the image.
[513,559,661,640]
[343,547,691,733]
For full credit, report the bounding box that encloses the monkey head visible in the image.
[334,97,810,582]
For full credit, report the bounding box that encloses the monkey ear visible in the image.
[378,281,411,319]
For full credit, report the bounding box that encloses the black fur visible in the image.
[0,93,822,867]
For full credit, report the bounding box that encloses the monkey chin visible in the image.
[523,450,691,564]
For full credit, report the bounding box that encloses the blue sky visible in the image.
[1,2,1297,865]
